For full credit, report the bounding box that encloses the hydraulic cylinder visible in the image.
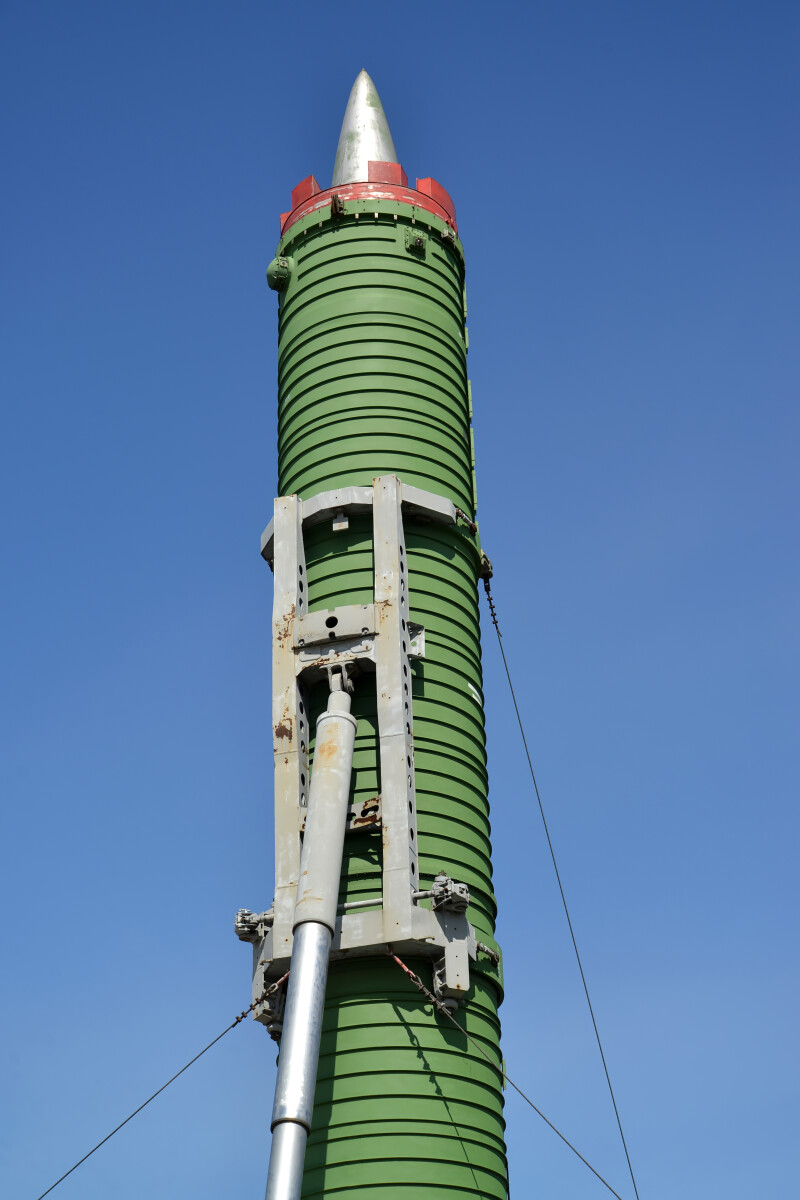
[266,680,357,1200]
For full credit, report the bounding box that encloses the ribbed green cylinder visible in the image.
[272,196,507,1198]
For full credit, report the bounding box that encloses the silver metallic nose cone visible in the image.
[332,69,399,186]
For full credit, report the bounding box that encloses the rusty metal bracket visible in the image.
[254,976,287,1041]
[299,794,381,833]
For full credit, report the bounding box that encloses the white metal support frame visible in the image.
[373,475,418,942]
[239,476,476,1024]
[270,496,310,964]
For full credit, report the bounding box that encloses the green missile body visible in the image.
[260,71,509,1199]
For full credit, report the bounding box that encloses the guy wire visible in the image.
[483,576,641,1200]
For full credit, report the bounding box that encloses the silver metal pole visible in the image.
[264,1117,310,1200]
[265,675,356,1200]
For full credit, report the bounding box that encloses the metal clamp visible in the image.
[235,908,273,943]
[431,872,471,913]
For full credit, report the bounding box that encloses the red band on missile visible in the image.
[280,169,458,236]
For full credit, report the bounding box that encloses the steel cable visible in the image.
[33,973,289,1200]
[482,575,641,1200]
[33,571,641,1200]
[387,951,625,1200]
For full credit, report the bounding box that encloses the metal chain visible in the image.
[482,576,497,624]
[482,575,641,1200]
[386,952,625,1200]
[34,973,290,1200]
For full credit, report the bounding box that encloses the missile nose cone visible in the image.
[332,69,399,186]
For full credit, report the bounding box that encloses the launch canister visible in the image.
[236,69,509,1199]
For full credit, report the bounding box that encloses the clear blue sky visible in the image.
[2,3,798,1197]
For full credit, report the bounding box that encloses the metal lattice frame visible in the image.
[249,477,475,1022]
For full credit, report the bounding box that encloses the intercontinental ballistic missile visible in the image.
[236,70,508,1199]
